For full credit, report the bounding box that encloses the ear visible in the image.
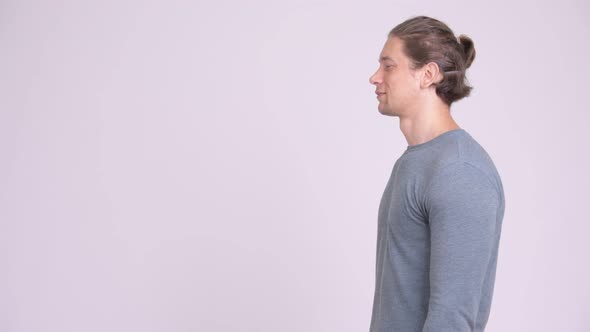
[420,62,443,89]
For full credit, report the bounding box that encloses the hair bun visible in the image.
[458,34,476,69]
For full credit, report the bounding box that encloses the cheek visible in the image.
[384,76,396,90]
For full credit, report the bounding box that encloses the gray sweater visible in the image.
[369,128,505,332]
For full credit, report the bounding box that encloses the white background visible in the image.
[1,0,589,331]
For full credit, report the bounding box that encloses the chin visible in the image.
[378,105,395,117]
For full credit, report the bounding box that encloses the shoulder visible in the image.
[423,161,501,213]
[428,161,497,190]
[425,130,503,194]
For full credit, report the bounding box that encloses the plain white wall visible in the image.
[1,0,589,331]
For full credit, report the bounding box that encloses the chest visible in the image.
[378,164,429,239]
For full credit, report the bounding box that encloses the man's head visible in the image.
[369,16,476,116]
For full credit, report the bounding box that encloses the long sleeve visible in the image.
[422,162,501,332]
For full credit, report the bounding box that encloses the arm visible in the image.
[422,162,501,332]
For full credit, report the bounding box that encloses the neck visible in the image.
[399,98,460,147]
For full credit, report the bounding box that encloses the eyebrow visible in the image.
[379,56,395,62]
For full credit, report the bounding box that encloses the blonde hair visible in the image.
[389,15,476,106]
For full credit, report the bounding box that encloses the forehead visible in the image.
[379,36,405,63]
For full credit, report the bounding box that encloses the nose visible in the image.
[369,68,381,85]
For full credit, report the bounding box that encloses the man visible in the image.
[368,16,505,331]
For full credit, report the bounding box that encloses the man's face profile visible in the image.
[369,36,422,117]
